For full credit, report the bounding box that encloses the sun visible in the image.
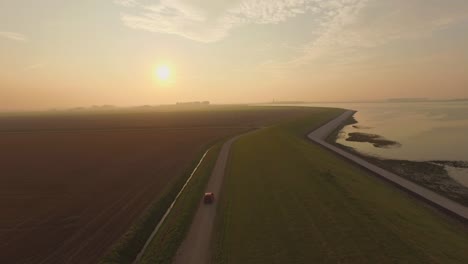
[155,65,171,81]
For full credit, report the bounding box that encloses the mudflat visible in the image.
[346,132,401,148]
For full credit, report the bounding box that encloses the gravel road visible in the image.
[308,110,468,220]
[172,132,249,264]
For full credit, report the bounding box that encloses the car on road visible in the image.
[204,192,215,204]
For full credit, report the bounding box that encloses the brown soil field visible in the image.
[0,106,312,263]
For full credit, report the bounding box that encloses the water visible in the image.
[274,101,468,186]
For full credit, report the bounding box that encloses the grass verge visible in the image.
[100,142,222,264]
[137,142,223,263]
[214,108,468,263]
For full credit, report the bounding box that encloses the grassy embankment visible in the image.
[214,108,468,263]
[98,106,318,263]
[138,143,223,263]
[100,143,222,264]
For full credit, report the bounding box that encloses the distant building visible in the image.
[176,101,210,105]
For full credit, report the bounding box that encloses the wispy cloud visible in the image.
[115,0,468,70]
[24,63,46,71]
[120,0,219,42]
[263,0,468,69]
[115,0,341,42]
[0,31,27,42]
[114,0,139,8]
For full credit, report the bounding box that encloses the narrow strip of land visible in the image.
[308,110,468,220]
[172,132,248,264]
[133,149,212,264]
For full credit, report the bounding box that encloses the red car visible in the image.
[203,192,215,204]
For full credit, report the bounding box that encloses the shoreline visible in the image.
[327,111,468,207]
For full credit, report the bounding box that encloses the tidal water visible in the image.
[276,102,468,186]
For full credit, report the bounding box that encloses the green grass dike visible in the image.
[213,108,468,264]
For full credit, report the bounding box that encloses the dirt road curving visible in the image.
[172,132,252,264]
[308,110,468,220]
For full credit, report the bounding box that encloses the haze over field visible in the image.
[1,0,468,111]
[2,2,468,263]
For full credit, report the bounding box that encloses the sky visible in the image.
[1,0,468,111]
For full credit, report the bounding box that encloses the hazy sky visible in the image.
[1,0,468,110]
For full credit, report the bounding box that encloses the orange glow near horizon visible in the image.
[1,1,468,111]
